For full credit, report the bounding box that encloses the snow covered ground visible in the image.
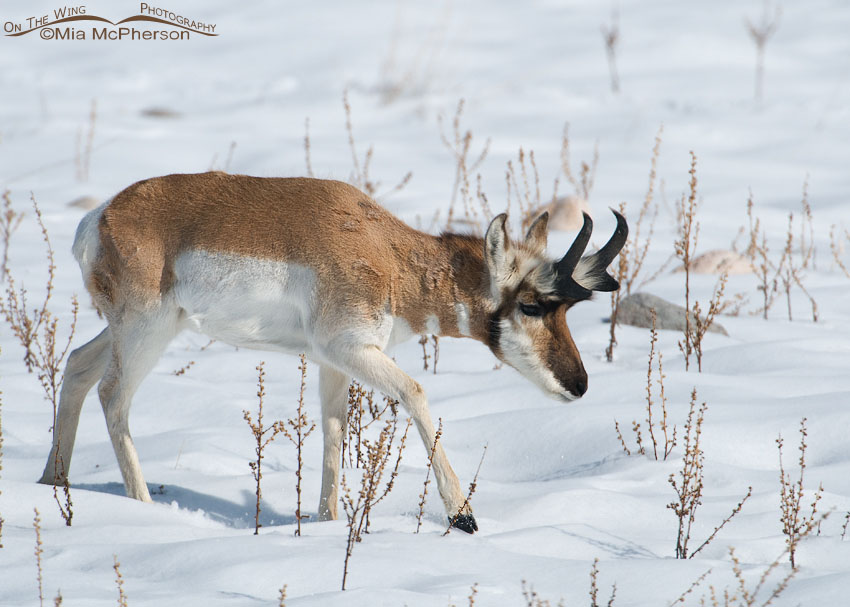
[1,0,849,604]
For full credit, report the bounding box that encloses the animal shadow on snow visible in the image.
[75,482,296,528]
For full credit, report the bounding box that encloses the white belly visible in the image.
[172,250,316,353]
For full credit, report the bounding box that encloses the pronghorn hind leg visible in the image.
[330,344,475,532]
[38,327,112,486]
[317,364,350,521]
[97,306,180,502]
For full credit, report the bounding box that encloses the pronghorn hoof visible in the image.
[449,514,478,534]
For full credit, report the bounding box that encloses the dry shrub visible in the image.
[1,189,25,281]
[777,418,823,569]
[303,117,314,178]
[281,354,316,537]
[670,517,824,607]
[439,98,491,232]
[674,152,700,371]
[340,412,411,590]
[745,1,781,103]
[113,555,128,607]
[616,310,677,460]
[278,584,287,607]
[828,224,850,279]
[343,381,397,468]
[601,9,620,94]
[1,195,78,525]
[520,559,616,606]
[667,389,751,559]
[377,0,451,104]
[606,125,667,361]
[505,147,557,236]
[243,362,285,535]
[75,99,96,182]
[560,123,599,202]
[746,186,818,322]
[416,418,442,533]
[0,355,4,547]
[689,273,728,372]
[444,444,487,535]
[343,89,412,201]
[34,508,45,607]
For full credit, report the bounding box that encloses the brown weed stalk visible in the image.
[829,224,850,279]
[745,2,781,103]
[1,189,24,281]
[415,418,442,532]
[439,98,491,231]
[560,123,599,202]
[340,413,411,590]
[601,9,620,94]
[667,390,751,558]
[690,272,728,372]
[75,99,97,181]
[606,126,666,361]
[445,445,487,535]
[777,418,823,569]
[674,152,700,371]
[34,508,45,607]
[113,555,128,607]
[243,362,285,535]
[281,354,316,537]
[615,310,676,459]
[343,89,412,201]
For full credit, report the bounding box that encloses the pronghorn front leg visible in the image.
[332,345,476,532]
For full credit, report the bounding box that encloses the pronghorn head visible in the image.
[484,209,628,401]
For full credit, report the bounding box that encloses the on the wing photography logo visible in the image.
[3,3,217,41]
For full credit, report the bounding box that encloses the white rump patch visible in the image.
[72,200,108,279]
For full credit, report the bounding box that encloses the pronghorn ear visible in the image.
[485,213,512,288]
[524,211,549,255]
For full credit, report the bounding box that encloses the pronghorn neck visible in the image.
[392,231,493,343]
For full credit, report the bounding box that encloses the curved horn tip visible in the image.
[608,207,628,233]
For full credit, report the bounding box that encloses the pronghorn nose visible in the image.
[575,377,588,397]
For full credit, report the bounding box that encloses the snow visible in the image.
[2,0,850,605]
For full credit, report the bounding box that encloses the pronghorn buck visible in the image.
[39,172,627,533]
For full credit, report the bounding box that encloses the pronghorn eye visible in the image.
[519,303,543,317]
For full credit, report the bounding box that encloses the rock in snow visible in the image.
[616,292,728,336]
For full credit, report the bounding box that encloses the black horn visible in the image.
[575,208,629,293]
[553,212,594,300]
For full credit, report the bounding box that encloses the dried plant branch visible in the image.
[674,152,700,371]
[304,117,314,178]
[243,362,285,535]
[34,508,45,607]
[343,89,412,201]
[341,411,409,590]
[615,310,676,459]
[607,125,664,361]
[416,418,442,532]
[281,354,316,537]
[829,224,850,279]
[113,555,129,607]
[745,1,781,103]
[445,444,487,535]
[777,418,823,569]
[1,189,24,281]
[601,9,620,94]
[439,99,491,232]
[75,99,97,181]
[560,123,599,201]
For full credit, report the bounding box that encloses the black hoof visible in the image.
[449,513,478,534]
